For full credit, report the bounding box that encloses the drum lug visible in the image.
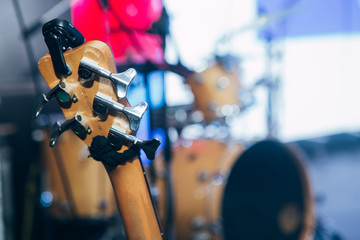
[191,216,207,230]
[197,170,210,182]
[98,198,108,211]
[191,231,211,240]
[216,76,230,89]
[193,73,203,84]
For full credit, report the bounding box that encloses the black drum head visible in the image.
[222,140,312,240]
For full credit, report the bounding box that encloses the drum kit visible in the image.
[38,49,316,240]
[152,55,315,240]
[35,6,337,239]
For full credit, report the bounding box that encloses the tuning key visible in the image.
[78,57,136,99]
[42,19,85,76]
[93,93,148,131]
[108,127,160,160]
[33,82,77,119]
[49,113,91,147]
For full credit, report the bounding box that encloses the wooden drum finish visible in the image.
[170,139,243,240]
[156,139,314,240]
[42,130,116,219]
[187,62,243,123]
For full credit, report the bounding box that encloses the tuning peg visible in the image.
[42,19,85,76]
[49,113,91,147]
[33,82,77,119]
[78,57,136,99]
[93,93,148,131]
[107,127,160,160]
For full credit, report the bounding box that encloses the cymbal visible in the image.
[215,2,300,47]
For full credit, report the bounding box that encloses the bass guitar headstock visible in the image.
[34,19,160,161]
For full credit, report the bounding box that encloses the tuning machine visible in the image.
[93,93,147,131]
[33,82,77,118]
[42,19,85,76]
[107,127,160,160]
[49,113,91,147]
[78,57,136,99]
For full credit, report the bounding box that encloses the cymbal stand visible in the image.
[264,37,278,138]
[262,27,286,139]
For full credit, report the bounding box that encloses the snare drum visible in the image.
[187,58,244,123]
[156,139,313,240]
[41,130,116,219]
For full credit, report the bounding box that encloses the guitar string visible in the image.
[139,157,167,240]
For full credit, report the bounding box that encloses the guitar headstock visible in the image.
[35,20,160,160]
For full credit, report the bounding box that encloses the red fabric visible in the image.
[71,0,164,65]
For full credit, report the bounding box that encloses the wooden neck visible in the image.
[106,157,164,240]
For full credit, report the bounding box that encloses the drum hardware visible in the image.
[214,2,300,52]
[215,55,241,73]
[216,76,230,89]
[174,108,188,124]
[98,198,108,210]
[181,125,205,141]
[238,88,256,110]
[180,122,232,141]
[211,173,228,187]
[192,231,212,240]
[191,111,205,123]
[160,104,204,131]
[264,39,282,138]
[191,219,223,240]
[204,123,229,139]
[208,101,217,112]
[197,170,210,182]
[214,104,241,119]
[191,216,208,230]
[193,74,204,84]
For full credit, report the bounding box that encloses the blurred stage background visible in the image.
[0,0,360,239]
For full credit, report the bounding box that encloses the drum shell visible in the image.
[155,139,314,240]
[155,139,243,239]
[187,63,242,123]
[41,130,116,219]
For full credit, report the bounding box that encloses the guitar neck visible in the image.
[106,157,164,240]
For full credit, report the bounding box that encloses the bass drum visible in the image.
[41,130,116,219]
[157,139,313,240]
